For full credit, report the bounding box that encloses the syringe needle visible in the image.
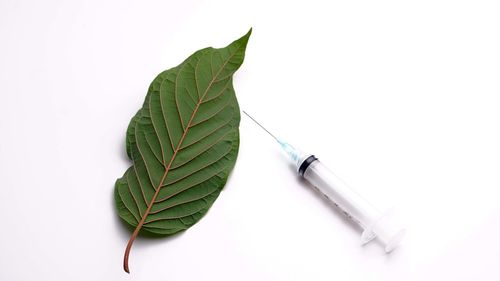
[242,110,279,142]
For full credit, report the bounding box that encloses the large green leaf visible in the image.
[115,29,251,273]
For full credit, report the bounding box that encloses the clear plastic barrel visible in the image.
[302,160,405,252]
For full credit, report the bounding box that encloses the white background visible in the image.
[1,0,499,280]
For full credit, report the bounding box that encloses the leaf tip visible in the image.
[246,27,253,37]
[230,28,252,51]
[241,27,252,46]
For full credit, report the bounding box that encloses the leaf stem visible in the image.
[123,157,172,273]
[123,225,140,273]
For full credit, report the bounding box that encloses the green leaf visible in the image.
[115,29,251,273]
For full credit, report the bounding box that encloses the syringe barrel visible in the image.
[302,160,380,230]
[301,159,405,252]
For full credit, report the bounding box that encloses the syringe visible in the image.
[243,111,405,252]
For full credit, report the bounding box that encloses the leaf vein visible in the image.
[117,186,140,223]
[126,171,144,217]
[164,144,232,186]
[148,92,166,166]
[159,77,176,152]
[149,188,219,215]
[174,127,233,169]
